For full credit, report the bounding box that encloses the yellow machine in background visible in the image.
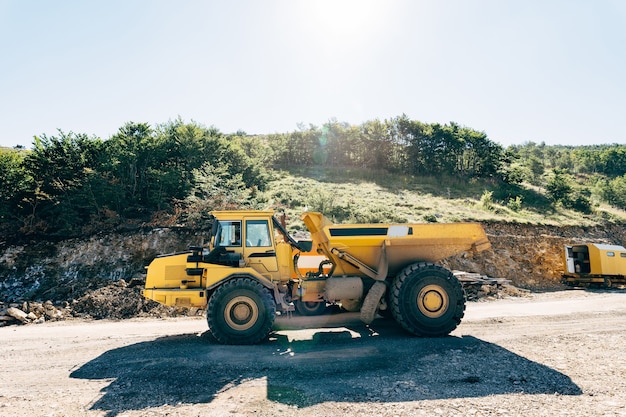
[562,243,626,288]
[144,210,490,344]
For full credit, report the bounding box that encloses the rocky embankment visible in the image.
[1,222,624,326]
[0,228,203,326]
[446,222,626,288]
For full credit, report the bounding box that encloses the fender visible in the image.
[205,270,276,292]
[205,270,293,313]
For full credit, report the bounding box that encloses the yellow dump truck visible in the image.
[144,211,490,344]
[562,243,626,288]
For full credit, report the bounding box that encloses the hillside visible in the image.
[266,168,626,228]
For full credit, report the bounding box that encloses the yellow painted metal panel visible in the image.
[145,253,191,289]
[142,289,207,307]
[276,241,294,278]
[589,244,626,275]
[301,211,490,277]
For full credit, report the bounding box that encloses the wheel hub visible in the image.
[417,284,449,318]
[225,296,258,330]
[233,303,251,322]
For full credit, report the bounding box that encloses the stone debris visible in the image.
[7,306,29,323]
[454,271,530,301]
[0,277,206,327]
[0,301,72,326]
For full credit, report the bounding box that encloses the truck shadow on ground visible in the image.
[70,318,582,417]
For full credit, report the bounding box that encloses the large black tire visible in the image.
[390,262,465,337]
[294,299,327,316]
[207,277,276,345]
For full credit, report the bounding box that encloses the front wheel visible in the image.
[390,262,465,337]
[207,277,276,344]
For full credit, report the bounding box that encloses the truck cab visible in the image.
[210,211,287,283]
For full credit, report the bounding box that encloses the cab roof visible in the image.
[211,210,275,220]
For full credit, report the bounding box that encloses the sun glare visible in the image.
[299,0,390,43]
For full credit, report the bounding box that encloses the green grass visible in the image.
[261,167,626,230]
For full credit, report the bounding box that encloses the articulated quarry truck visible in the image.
[143,211,491,344]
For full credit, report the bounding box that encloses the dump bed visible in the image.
[302,212,490,277]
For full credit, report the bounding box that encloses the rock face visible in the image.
[0,222,624,324]
[0,227,206,325]
[0,227,204,303]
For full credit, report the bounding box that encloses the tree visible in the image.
[599,175,626,209]
[599,147,626,176]
[184,162,258,227]
[21,131,104,235]
[101,122,161,217]
[544,169,592,213]
[545,169,573,205]
[0,148,30,236]
[459,127,504,178]
[525,156,545,185]
[397,118,434,176]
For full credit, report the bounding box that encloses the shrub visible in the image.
[479,190,494,211]
[507,196,523,212]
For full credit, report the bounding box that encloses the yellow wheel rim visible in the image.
[224,296,259,331]
[417,284,449,318]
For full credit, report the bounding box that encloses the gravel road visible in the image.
[1,289,625,417]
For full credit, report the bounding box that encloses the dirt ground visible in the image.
[1,289,626,417]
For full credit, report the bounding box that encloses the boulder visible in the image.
[7,307,29,323]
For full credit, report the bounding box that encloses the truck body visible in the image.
[562,243,626,288]
[144,210,491,344]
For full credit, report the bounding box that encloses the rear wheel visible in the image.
[295,300,327,316]
[207,277,276,344]
[390,262,465,337]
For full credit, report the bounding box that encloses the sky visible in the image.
[1,0,626,149]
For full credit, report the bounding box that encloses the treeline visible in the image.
[507,142,626,178]
[267,116,503,178]
[0,120,268,240]
[504,141,626,212]
[1,116,625,242]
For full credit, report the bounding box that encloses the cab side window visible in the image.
[246,220,271,247]
[215,221,242,247]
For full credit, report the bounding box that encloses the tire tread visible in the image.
[390,262,465,337]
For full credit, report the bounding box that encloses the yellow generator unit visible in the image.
[144,210,491,344]
[562,243,626,288]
